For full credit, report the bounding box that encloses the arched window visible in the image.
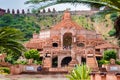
[77,43,85,47]
[61,57,72,67]
[52,43,58,47]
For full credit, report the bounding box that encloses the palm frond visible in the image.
[66,64,90,80]
[0,27,26,54]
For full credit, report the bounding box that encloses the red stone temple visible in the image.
[25,11,120,72]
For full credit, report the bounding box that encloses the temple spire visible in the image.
[63,10,71,20]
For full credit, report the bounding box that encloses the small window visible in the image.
[77,43,85,47]
[45,53,51,57]
[37,49,43,51]
[95,49,100,52]
[52,43,58,47]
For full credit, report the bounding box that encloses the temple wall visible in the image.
[90,73,120,80]
[39,30,50,39]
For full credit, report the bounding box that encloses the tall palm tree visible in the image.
[0,27,26,55]
[66,64,91,80]
[25,0,120,39]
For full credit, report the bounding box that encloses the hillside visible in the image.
[0,12,118,45]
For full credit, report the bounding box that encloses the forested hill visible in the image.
[0,12,118,44]
[0,14,40,41]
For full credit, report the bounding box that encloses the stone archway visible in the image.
[61,56,72,67]
[63,32,72,49]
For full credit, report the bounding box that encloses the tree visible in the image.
[25,0,120,39]
[0,14,40,41]
[98,50,117,66]
[103,50,117,61]
[66,64,90,80]
[24,49,40,60]
[0,27,26,55]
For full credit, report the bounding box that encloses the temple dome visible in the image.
[51,11,83,30]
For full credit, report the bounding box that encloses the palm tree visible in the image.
[66,64,91,80]
[0,27,26,55]
[25,0,120,39]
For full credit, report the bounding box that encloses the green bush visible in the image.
[14,61,27,65]
[24,49,40,60]
[103,50,117,61]
[0,67,10,74]
[98,59,110,67]
[34,60,42,65]
[110,13,118,21]
[116,60,120,65]
[108,29,116,36]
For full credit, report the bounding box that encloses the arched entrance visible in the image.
[61,57,72,67]
[81,57,86,64]
[52,57,58,68]
[63,33,72,49]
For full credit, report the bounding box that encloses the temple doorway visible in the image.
[61,57,72,67]
[81,57,86,64]
[52,56,58,68]
[63,33,72,49]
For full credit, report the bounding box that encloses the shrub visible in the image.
[0,67,10,74]
[14,61,27,65]
[110,13,118,21]
[98,59,109,67]
[24,49,40,60]
[116,60,120,65]
[34,60,42,65]
[103,50,117,61]
[108,29,116,36]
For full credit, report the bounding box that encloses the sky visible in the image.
[0,0,90,12]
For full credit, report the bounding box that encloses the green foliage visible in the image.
[103,50,117,61]
[66,64,90,80]
[0,14,40,41]
[0,27,26,58]
[34,60,42,65]
[108,29,116,36]
[24,49,39,60]
[110,13,118,21]
[90,14,105,22]
[72,15,94,30]
[0,67,10,74]
[14,60,27,65]
[5,55,16,64]
[116,60,120,65]
[98,59,110,67]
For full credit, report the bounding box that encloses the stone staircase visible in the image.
[69,58,78,67]
[86,54,98,71]
[69,49,78,67]
[43,57,51,68]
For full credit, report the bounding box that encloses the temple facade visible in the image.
[25,11,120,71]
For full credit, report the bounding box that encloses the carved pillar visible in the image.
[58,56,62,68]
[118,49,120,59]
[76,56,81,64]
[61,29,64,50]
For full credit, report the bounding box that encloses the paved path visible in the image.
[0,74,68,80]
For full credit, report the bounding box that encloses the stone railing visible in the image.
[90,72,120,80]
[10,64,40,74]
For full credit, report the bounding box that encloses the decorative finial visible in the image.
[63,10,71,20]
